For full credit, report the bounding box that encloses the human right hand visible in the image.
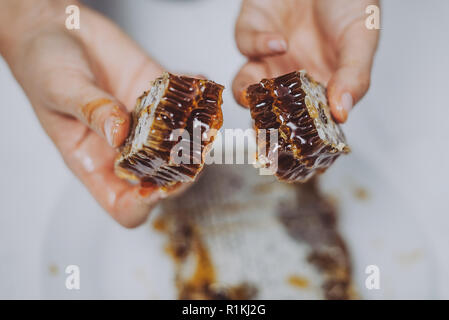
[233,0,380,123]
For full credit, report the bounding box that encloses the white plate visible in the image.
[40,147,437,299]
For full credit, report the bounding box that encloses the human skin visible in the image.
[0,0,380,228]
[0,0,164,227]
[233,0,380,123]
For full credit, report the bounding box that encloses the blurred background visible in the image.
[0,0,448,299]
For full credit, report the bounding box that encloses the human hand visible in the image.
[0,1,164,227]
[233,0,379,123]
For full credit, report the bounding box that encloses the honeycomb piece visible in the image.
[115,72,224,191]
[245,70,350,182]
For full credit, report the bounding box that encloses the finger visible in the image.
[232,61,268,107]
[327,19,379,123]
[236,29,288,58]
[77,6,164,109]
[40,111,161,228]
[44,72,131,148]
[235,3,287,58]
[73,148,162,229]
[81,160,162,229]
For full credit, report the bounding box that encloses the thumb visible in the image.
[44,72,131,147]
[233,61,268,107]
[327,20,379,123]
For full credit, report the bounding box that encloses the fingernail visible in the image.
[336,92,353,122]
[105,116,125,147]
[138,187,163,203]
[240,88,249,107]
[340,92,353,113]
[268,39,287,53]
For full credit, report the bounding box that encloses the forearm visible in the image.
[0,0,77,59]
